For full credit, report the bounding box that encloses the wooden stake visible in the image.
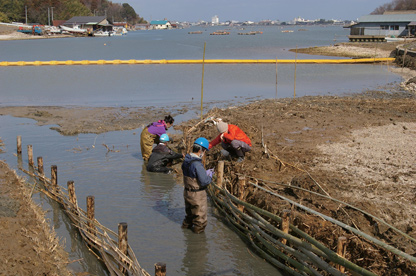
[67,181,78,213]
[17,135,22,154]
[237,176,246,212]
[51,165,57,187]
[87,196,95,235]
[118,222,128,275]
[27,145,33,167]
[336,236,348,273]
[281,209,291,245]
[402,49,408,70]
[217,161,224,189]
[37,157,44,175]
[155,262,166,276]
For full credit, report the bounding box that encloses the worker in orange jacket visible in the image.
[209,121,252,162]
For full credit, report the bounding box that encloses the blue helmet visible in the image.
[194,137,209,151]
[160,133,170,143]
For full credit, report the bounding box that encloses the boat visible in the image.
[113,27,128,36]
[94,30,114,37]
[45,26,62,35]
[210,31,230,35]
[188,31,203,34]
[385,36,405,42]
[60,25,87,34]
[281,30,294,33]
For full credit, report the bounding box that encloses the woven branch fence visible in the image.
[208,161,416,276]
[16,136,164,276]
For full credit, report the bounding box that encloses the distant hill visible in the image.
[0,0,146,25]
[371,0,416,14]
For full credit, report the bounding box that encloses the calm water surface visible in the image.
[0,25,404,275]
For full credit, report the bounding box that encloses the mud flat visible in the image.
[0,155,70,275]
[178,91,416,275]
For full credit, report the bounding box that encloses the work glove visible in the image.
[206,168,214,178]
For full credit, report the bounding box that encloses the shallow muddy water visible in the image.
[0,115,282,275]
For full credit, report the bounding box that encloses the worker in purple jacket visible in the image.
[140,115,174,161]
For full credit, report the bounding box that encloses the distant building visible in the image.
[135,23,149,30]
[348,11,416,41]
[212,15,219,25]
[150,20,171,29]
[63,16,112,32]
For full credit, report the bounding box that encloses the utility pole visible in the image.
[25,6,27,24]
[48,7,50,26]
[51,7,54,23]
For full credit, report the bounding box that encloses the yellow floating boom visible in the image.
[0,58,395,67]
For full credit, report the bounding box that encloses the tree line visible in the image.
[372,0,416,14]
[0,0,146,25]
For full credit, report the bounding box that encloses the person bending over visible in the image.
[140,115,174,161]
[209,121,252,162]
[147,134,183,174]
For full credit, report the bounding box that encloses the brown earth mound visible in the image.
[173,92,416,275]
[0,159,70,275]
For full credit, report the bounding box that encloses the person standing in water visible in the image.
[140,115,174,161]
[181,137,214,234]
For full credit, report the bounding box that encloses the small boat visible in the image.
[238,31,256,35]
[45,26,62,34]
[281,30,294,33]
[94,30,114,37]
[60,25,87,34]
[385,36,405,42]
[113,27,128,35]
[210,31,230,35]
[188,31,203,34]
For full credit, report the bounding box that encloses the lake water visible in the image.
[0,25,404,275]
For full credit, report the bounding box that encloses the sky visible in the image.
[127,0,390,22]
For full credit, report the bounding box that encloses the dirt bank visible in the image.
[177,92,416,275]
[0,155,70,275]
[292,41,408,58]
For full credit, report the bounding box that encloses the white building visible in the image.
[212,15,219,25]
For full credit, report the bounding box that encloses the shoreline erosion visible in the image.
[1,29,415,275]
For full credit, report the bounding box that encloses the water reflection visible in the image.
[141,164,184,225]
[182,231,210,275]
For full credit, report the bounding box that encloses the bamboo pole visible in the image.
[118,222,128,275]
[294,46,298,99]
[155,262,166,276]
[200,42,206,120]
[17,135,22,154]
[37,157,44,175]
[281,210,291,245]
[275,57,278,99]
[87,196,95,236]
[336,236,347,273]
[27,144,33,167]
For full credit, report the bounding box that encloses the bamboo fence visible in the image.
[208,160,416,276]
[16,136,159,276]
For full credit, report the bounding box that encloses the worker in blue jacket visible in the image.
[181,137,214,234]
